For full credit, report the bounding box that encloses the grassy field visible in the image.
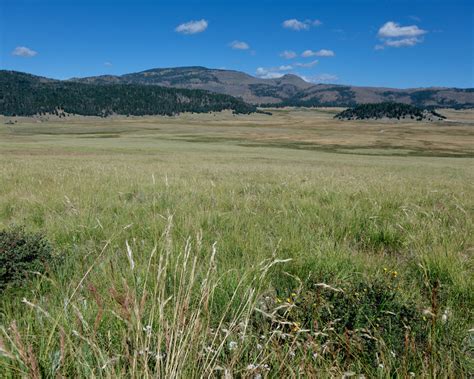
[0,108,473,377]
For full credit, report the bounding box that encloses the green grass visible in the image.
[0,109,473,377]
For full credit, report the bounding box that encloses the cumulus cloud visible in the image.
[11,46,37,57]
[256,60,320,79]
[282,19,322,31]
[378,21,426,38]
[256,70,284,79]
[175,19,208,34]
[229,40,250,50]
[385,37,422,47]
[280,50,297,59]
[301,49,335,57]
[376,21,427,49]
[256,65,293,79]
[104,61,113,67]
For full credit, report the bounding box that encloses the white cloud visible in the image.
[104,61,113,67]
[256,65,293,79]
[294,60,318,68]
[378,21,426,38]
[312,73,338,83]
[282,18,322,31]
[376,21,427,49]
[280,50,297,59]
[385,37,422,47]
[230,40,250,50]
[301,49,335,57]
[283,19,308,31]
[11,46,37,57]
[256,68,284,79]
[175,19,208,34]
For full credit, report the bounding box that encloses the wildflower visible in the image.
[378,363,384,370]
[228,341,238,351]
[256,343,263,350]
[409,372,415,377]
[291,321,301,332]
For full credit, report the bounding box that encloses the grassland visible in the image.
[0,108,473,377]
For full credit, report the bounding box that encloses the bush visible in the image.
[0,227,54,290]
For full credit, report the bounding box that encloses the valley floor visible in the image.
[0,108,473,377]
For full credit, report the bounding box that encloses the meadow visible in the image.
[0,108,473,377]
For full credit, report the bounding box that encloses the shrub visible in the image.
[0,226,54,290]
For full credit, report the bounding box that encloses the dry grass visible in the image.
[1,107,473,157]
[0,108,473,377]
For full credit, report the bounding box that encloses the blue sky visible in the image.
[1,0,473,88]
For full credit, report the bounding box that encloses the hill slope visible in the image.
[73,66,474,108]
[0,70,256,117]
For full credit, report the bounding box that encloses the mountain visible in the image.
[73,66,474,108]
[72,66,314,104]
[0,70,256,117]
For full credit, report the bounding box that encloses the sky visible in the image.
[1,0,473,88]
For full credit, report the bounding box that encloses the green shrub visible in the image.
[0,226,54,289]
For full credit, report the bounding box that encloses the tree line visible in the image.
[334,102,446,121]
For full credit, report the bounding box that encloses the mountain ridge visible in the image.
[71,66,474,108]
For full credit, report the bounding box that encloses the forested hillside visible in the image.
[0,71,256,117]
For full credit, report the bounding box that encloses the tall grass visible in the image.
[0,115,473,376]
[1,215,293,377]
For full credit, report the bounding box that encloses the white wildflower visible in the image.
[228,341,238,351]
